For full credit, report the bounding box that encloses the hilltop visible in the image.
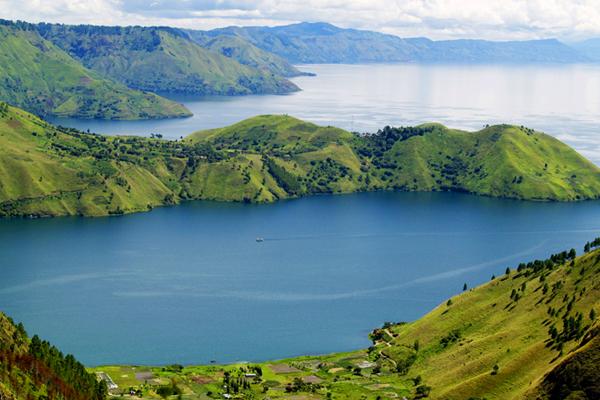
[0,106,598,218]
[89,242,599,399]
[0,21,191,120]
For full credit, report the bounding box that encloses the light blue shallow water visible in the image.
[1,191,599,365]
[48,63,600,164]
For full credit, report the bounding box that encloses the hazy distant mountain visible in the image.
[207,22,591,64]
[571,38,600,62]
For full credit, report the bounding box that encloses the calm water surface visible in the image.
[49,64,600,164]
[1,192,600,365]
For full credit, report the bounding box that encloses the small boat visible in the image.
[256,237,264,242]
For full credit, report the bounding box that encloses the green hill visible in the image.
[0,312,107,400]
[185,32,310,78]
[0,22,190,120]
[35,24,299,96]
[0,107,598,218]
[188,115,600,202]
[87,242,599,399]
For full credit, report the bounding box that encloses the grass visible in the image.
[0,23,191,120]
[1,107,598,218]
[87,246,600,399]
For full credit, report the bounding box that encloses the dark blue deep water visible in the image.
[1,191,599,365]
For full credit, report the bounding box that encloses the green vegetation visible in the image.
[35,23,299,96]
[0,106,598,217]
[0,21,191,120]
[86,243,599,399]
[0,312,107,400]
[185,32,311,78]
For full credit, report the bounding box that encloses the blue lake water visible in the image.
[1,191,600,365]
[48,63,600,164]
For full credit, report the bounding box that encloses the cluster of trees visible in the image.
[0,315,107,400]
[357,125,434,157]
[222,368,260,395]
[263,156,303,195]
[305,157,350,193]
[284,377,320,393]
[583,237,600,253]
[45,123,222,172]
[155,379,182,399]
[548,312,587,351]
[0,101,8,115]
[439,329,461,348]
[513,248,577,275]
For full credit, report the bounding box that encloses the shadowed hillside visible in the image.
[0,21,191,120]
[35,23,299,96]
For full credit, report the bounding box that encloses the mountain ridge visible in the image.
[206,21,592,64]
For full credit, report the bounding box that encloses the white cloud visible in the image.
[0,0,599,40]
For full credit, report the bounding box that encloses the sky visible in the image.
[1,0,599,41]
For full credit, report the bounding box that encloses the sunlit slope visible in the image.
[385,124,600,201]
[1,110,598,217]
[0,24,190,120]
[380,248,599,399]
[0,103,181,216]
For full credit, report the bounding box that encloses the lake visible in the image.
[48,63,600,164]
[1,191,600,365]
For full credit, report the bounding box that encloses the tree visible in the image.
[463,283,468,291]
[568,248,576,260]
[505,267,511,275]
[590,309,596,321]
[491,364,499,375]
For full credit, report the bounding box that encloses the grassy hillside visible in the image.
[188,116,600,202]
[185,32,311,78]
[0,106,598,218]
[0,22,190,120]
[36,24,299,96]
[89,243,599,399]
[0,312,107,400]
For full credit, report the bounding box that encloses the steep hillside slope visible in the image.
[185,31,309,77]
[92,244,599,399]
[36,24,299,96]
[1,107,598,218]
[0,312,107,400]
[208,22,590,64]
[378,245,599,399]
[0,22,190,120]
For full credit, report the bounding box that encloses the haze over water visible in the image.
[49,63,600,164]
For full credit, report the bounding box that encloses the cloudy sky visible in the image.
[1,0,599,41]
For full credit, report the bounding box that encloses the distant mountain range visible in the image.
[1,19,599,120]
[204,22,596,64]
